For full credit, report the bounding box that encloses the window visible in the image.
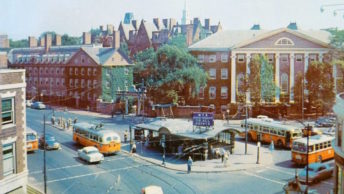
[221,68,228,79]
[75,68,78,75]
[237,73,245,94]
[75,79,78,87]
[281,73,289,94]
[338,120,342,147]
[199,87,204,99]
[93,80,97,88]
[56,68,60,74]
[209,87,216,99]
[280,55,288,62]
[69,68,73,75]
[237,54,245,62]
[221,87,228,99]
[309,54,317,62]
[2,98,14,125]
[88,80,92,88]
[197,55,204,63]
[3,143,16,176]
[81,55,85,63]
[81,79,85,88]
[221,54,228,63]
[69,79,73,87]
[267,55,274,63]
[81,68,85,75]
[275,37,294,46]
[93,68,97,76]
[88,68,91,76]
[50,68,54,74]
[295,55,303,62]
[209,68,216,79]
[209,55,216,63]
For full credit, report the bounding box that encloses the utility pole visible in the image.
[43,113,47,194]
[245,104,248,155]
[161,134,166,166]
[306,124,310,185]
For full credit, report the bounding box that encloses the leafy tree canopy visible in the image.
[134,45,207,104]
[9,39,28,48]
[61,34,81,45]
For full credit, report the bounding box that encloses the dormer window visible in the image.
[275,37,294,46]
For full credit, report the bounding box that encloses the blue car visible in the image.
[31,101,46,110]
[298,163,333,184]
[39,134,60,150]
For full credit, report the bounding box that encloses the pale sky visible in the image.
[1,0,344,40]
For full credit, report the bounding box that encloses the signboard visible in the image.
[192,112,214,127]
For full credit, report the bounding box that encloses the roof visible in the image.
[293,135,334,146]
[120,22,135,40]
[142,20,159,40]
[188,28,331,51]
[244,117,301,131]
[74,122,120,136]
[135,119,241,140]
[81,47,132,65]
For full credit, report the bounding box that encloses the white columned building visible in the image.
[246,54,251,103]
[289,53,295,103]
[275,54,280,103]
[231,53,236,103]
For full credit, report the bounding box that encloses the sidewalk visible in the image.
[121,140,273,173]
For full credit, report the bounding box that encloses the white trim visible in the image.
[0,83,26,90]
[0,69,25,74]
[0,91,16,98]
[231,53,236,103]
[274,37,295,46]
[290,53,295,103]
[275,54,280,103]
[1,136,17,145]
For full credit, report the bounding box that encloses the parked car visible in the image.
[323,127,335,136]
[39,134,60,150]
[141,185,163,194]
[31,101,46,109]
[26,100,33,107]
[315,117,335,128]
[78,146,104,164]
[298,163,333,184]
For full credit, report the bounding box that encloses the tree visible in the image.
[134,45,207,104]
[61,34,81,45]
[248,55,261,105]
[119,41,130,56]
[9,39,28,48]
[293,71,304,111]
[305,61,335,115]
[260,55,275,102]
[168,34,187,49]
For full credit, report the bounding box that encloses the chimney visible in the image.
[39,37,45,47]
[107,24,114,34]
[112,30,120,49]
[83,32,91,45]
[163,19,168,29]
[129,30,136,41]
[132,20,137,30]
[55,34,61,46]
[100,25,104,32]
[45,33,52,52]
[153,18,160,29]
[0,52,7,69]
[204,19,210,30]
[193,18,200,26]
[28,36,37,48]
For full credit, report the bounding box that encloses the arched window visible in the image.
[280,73,289,94]
[275,37,294,46]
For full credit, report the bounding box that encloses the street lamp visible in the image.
[42,108,55,194]
[256,134,261,164]
[305,124,311,185]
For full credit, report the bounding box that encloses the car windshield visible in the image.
[45,136,55,141]
[88,150,99,154]
[27,134,37,141]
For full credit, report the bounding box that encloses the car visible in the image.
[26,100,33,107]
[315,117,335,128]
[298,163,333,184]
[141,185,163,194]
[78,146,104,164]
[323,127,335,136]
[31,101,46,109]
[39,134,60,150]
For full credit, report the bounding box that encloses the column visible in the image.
[319,53,323,63]
[275,54,280,103]
[289,53,295,103]
[304,53,309,74]
[231,53,236,103]
[246,54,251,103]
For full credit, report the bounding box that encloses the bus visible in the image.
[26,127,38,152]
[240,115,302,149]
[291,135,335,165]
[73,123,121,155]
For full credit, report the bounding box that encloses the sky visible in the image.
[1,0,344,40]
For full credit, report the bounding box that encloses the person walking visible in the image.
[224,152,229,167]
[131,142,136,154]
[187,156,193,173]
[124,130,128,143]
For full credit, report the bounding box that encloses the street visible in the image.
[26,108,334,194]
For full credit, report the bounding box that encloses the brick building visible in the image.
[0,53,28,193]
[8,32,133,110]
[188,27,332,113]
[333,93,344,194]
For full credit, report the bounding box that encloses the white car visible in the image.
[26,100,33,107]
[78,146,104,164]
[141,185,163,194]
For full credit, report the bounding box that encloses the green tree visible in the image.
[260,55,275,102]
[293,71,304,111]
[168,34,187,49]
[61,34,81,45]
[9,39,28,48]
[134,45,207,104]
[248,55,261,105]
[119,41,130,56]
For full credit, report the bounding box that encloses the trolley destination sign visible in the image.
[192,112,214,127]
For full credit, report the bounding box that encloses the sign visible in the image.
[192,112,214,127]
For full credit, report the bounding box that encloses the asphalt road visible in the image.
[26,108,335,194]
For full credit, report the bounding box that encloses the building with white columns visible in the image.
[188,28,332,113]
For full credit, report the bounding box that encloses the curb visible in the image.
[120,150,264,174]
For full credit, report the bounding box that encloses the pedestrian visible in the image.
[221,153,224,163]
[187,156,193,173]
[73,118,77,124]
[131,143,136,153]
[162,154,166,166]
[124,130,128,143]
[224,152,229,167]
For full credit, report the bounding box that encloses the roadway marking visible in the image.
[29,157,125,175]
[244,171,286,185]
[264,166,295,176]
[31,164,143,186]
